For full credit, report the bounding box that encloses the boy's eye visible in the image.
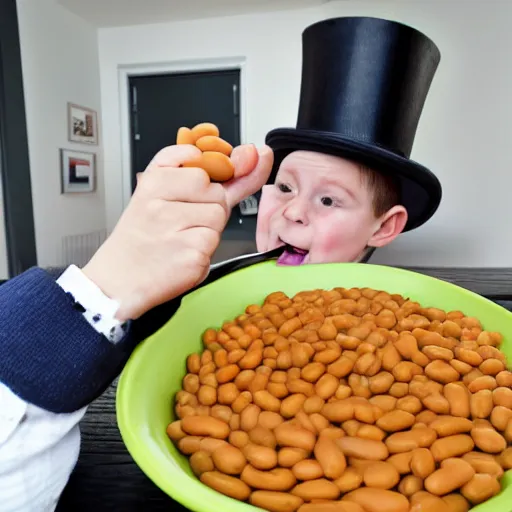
[278,183,292,193]
[321,196,335,207]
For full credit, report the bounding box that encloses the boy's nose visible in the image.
[283,197,308,225]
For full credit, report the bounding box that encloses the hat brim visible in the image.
[265,128,442,232]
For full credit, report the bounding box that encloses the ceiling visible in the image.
[56,0,326,28]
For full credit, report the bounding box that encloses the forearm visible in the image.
[0,267,140,413]
[0,265,143,511]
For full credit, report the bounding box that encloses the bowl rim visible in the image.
[116,261,512,512]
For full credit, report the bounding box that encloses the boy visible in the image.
[256,152,406,265]
[257,16,442,266]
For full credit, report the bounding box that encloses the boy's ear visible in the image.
[367,205,408,248]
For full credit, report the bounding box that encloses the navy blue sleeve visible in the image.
[0,267,139,413]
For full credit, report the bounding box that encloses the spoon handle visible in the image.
[132,246,285,341]
[205,246,285,285]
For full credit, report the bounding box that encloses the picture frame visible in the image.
[67,102,98,145]
[60,148,96,194]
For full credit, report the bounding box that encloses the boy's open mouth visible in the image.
[277,244,309,266]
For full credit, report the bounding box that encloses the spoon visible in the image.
[132,246,286,341]
[206,245,285,284]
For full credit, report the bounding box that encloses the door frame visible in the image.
[0,0,37,277]
[118,56,247,210]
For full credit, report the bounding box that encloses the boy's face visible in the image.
[255,151,406,265]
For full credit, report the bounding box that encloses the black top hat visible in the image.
[265,16,442,231]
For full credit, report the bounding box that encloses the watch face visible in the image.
[239,195,258,216]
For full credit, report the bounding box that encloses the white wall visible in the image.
[98,0,512,267]
[17,0,106,268]
[322,0,512,268]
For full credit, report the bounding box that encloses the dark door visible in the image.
[129,70,256,238]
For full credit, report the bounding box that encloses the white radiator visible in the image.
[61,229,108,267]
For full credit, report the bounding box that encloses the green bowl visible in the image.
[117,261,512,512]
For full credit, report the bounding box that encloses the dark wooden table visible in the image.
[55,266,512,511]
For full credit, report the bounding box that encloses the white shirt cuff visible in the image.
[56,265,127,343]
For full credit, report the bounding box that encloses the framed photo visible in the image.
[67,102,98,144]
[60,149,95,194]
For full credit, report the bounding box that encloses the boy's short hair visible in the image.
[359,165,400,218]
